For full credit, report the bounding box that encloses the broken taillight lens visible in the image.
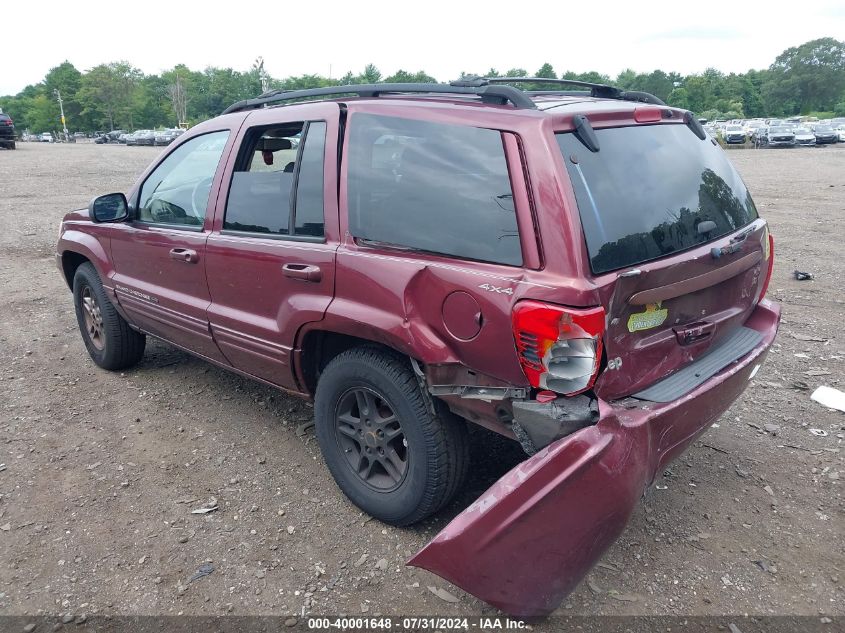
[512,301,605,396]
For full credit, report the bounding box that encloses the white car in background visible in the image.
[837,126,845,142]
[744,120,764,137]
[39,132,53,143]
[793,127,816,146]
[723,125,747,144]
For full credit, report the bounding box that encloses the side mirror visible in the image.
[90,193,128,223]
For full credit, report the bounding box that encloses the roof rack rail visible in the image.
[484,77,667,106]
[222,81,537,114]
[221,77,667,115]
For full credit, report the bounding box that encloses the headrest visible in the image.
[257,137,292,152]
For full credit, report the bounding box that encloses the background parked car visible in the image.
[125,131,144,146]
[723,125,747,144]
[743,120,764,138]
[135,130,157,146]
[760,126,795,147]
[752,126,769,147]
[154,129,183,146]
[39,132,54,143]
[813,125,838,144]
[793,127,816,146]
[0,111,15,149]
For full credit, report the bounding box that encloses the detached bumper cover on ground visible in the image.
[409,300,780,617]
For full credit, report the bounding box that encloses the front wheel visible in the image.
[314,348,469,526]
[73,262,146,370]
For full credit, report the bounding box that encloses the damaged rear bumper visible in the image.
[408,299,780,617]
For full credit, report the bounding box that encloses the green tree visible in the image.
[561,70,612,85]
[667,87,691,110]
[44,61,85,131]
[77,62,142,130]
[24,94,59,132]
[383,70,437,83]
[765,37,845,112]
[360,64,382,84]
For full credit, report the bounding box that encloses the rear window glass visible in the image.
[347,114,521,266]
[557,124,758,274]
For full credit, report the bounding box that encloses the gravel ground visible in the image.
[0,142,842,624]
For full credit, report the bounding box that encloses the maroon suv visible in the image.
[56,78,780,616]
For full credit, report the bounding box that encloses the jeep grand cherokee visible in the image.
[56,78,780,616]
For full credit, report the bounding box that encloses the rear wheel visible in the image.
[73,262,146,370]
[314,347,469,526]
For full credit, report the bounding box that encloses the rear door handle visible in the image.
[282,263,321,282]
[169,248,198,263]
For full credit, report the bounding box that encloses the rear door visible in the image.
[555,121,770,400]
[204,103,340,390]
[110,130,235,363]
[336,109,536,388]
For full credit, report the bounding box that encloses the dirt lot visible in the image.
[0,142,842,623]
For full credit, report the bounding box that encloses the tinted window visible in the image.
[138,131,229,226]
[557,123,758,274]
[224,122,326,237]
[347,114,521,266]
[293,122,326,237]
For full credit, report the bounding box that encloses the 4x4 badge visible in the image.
[478,283,514,295]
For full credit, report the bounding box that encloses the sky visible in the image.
[1,0,844,96]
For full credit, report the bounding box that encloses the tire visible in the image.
[314,347,469,526]
[72,262,146,370]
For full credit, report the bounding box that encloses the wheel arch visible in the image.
[61,251,91,290]
[58,231,113,290]
[296,328,418,397]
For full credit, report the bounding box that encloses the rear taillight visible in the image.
[512,301,605,396]
[758,228,775,302]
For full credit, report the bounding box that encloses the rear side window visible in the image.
[557,124,758,274]
[347,114,521,266]
[224,121,326,238]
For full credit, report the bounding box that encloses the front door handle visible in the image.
[282,263,322,282]
[169,248,198,263]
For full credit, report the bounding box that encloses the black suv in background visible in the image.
[0,112,15,149]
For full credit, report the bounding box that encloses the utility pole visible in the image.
[54,89,69,141]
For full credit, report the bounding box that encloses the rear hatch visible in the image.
[556,120,770,401]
